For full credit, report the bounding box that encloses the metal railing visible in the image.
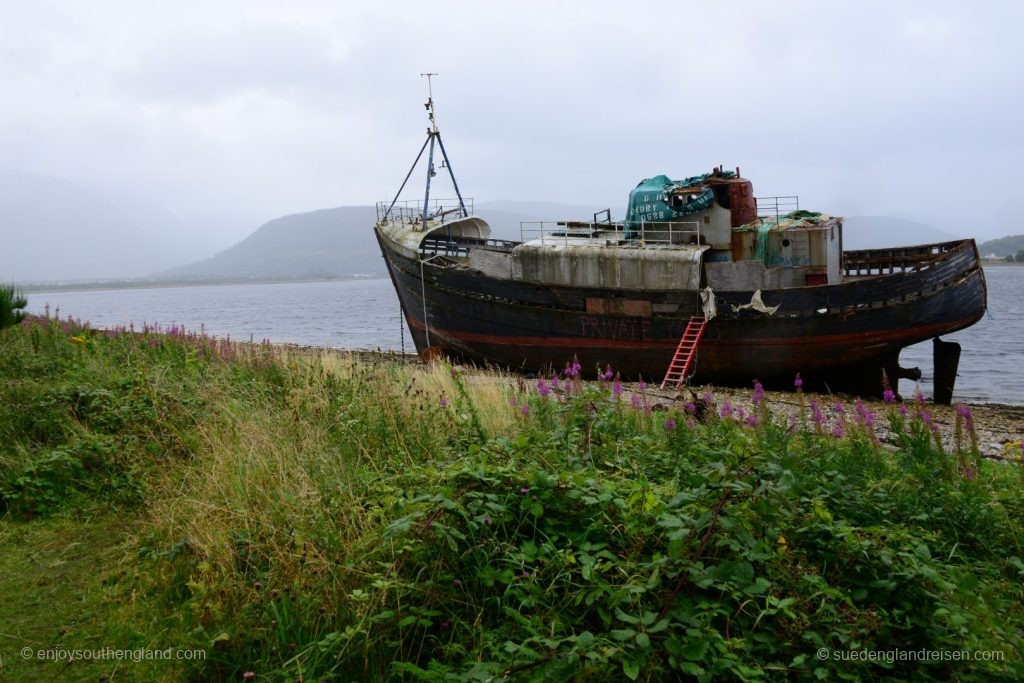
[376,197,474,225]
[519,220,701,246]
[754,196,800,222]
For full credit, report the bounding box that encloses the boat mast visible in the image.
[382,74,468,223]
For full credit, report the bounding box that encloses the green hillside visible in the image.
[978,234,1024,258]
[155,205,544,281]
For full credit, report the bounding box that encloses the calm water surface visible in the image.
[27,267,1024,404]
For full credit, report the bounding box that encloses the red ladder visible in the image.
[660,316,707,389]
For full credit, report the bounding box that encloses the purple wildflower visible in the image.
[720,399,733,418]
[752,379,765,404]
[810,400,827,427]
[745,413,759,428]
[883,389,896,403]
[898,404,909,417]
[663,417,677,431]
[833,402,845,414]
[794,373,803,390]
[551,376,560,390]
[537,379,550,397]
[439,396,449,409]
[520,404,530,416]
[602,365,614,381]
[687,417,697,430]
[520,487,530,495]
[702,391,713,403]
[510,396,518,407]
[612,380,623,399]
[631,393,643,410]
[832,422,845,439]
[684,401,697,415]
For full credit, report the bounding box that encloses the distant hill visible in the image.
[156,203,555,281]
[841,215,961,250]
[977,234,1024,258]
[0,170,206,282]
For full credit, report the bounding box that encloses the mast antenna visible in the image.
[383,73,468,223]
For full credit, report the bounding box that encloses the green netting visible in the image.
[623,171,734,238]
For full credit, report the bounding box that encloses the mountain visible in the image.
[977,234,1024,258]
[841,215,961,250]
[0,170,210,282]
[157,204,553,280]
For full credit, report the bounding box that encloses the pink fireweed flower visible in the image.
[793,373,803,390]
[684,402,697,415]
[833,402,845,414]
[439,396,450,409]
[602,365,614,381]
[955,404,975,430]
[638,379,647,391]
[832,422,845,438]
[898,404,909,417]
[745,413,759,428]
[663,417,677,431]
[883,389,897,403]
[720,399,733,418]
[510,396,518,407]
[551,376,560,391]
[810,400,826,425]
[520,487,530,495]
[612,380,623,399]
[701,391,713,403]
[630,393,643,410]
[520,404,530,416]
[537,378,550,397]
[915,389,925,407]
[751,380,765,405]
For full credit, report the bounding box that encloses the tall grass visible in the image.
[1,316,1022,681]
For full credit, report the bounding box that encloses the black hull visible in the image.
[376,230,987,396]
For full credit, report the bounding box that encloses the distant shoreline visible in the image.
[20,274,388,294]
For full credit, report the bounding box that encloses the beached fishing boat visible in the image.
[373,90,987,402]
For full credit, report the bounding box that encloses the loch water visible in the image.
[26,266,1024,405]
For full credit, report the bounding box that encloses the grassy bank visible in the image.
[1,317,1022,681]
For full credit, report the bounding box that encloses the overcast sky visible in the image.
[2,0,1022,245]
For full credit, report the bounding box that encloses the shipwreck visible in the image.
[373,90,986,403]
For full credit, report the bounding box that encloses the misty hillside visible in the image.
[0,170,210,282]
[156,204,548,281]
[841,215,961,250]
[977,234,1024,257]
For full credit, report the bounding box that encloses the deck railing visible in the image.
[754,196,800,221]
[519,220,701,247]
[376,198,474,225]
